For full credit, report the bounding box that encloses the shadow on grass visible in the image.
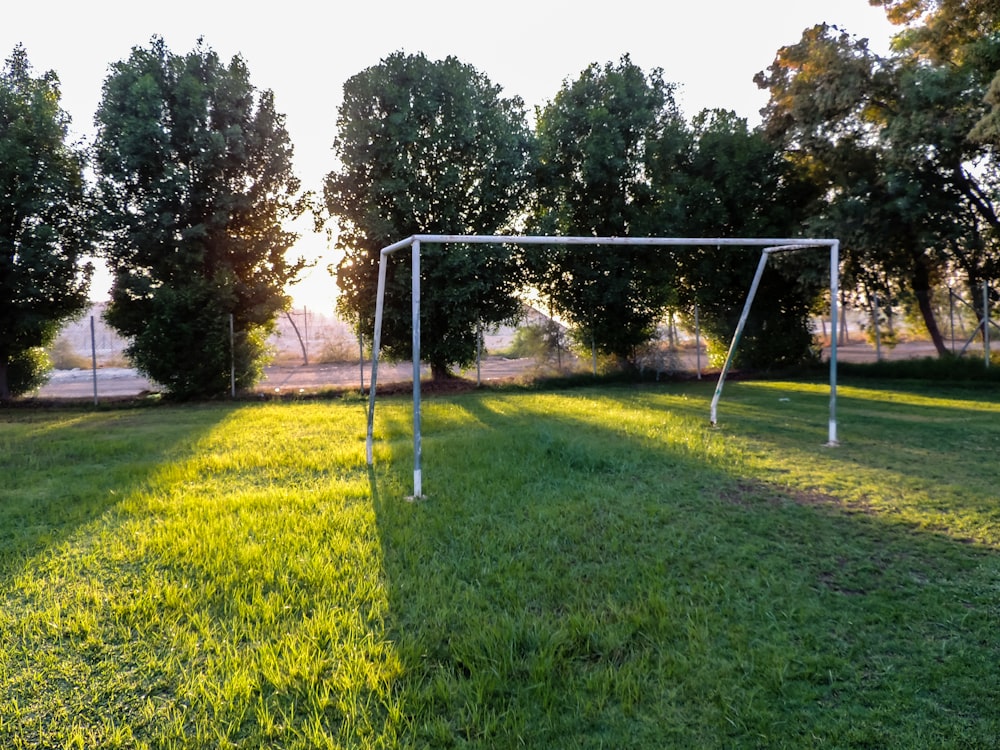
[368,384,1000,747]
[4,384,996,747]
[0,404,228,581]
[711,378,1000,548]
[0,403,244,747]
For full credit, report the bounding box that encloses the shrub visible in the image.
[6,347,52,396]
[48,336,91,370]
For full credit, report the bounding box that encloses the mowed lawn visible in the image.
[1,379,998,748]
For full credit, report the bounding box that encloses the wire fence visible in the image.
[35,294,994,400]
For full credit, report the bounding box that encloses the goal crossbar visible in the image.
[365,235,841,498]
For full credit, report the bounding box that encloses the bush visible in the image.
[503,324,549,359]
[316,334,362,364]
[504,321,569,362]
[839,354,1000,382]
[7,348,52,396]
[48,336,91,370]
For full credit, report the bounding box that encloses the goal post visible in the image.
[708,243,840,430]
[365,234,840,498]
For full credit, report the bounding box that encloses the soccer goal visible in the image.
[365,235,841,498]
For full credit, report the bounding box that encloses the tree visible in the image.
[0,45,92,400]
[888,0,1000,319]
[755,23,1000,355]
[325,52,533,380]
[529,56,683,367]
[93,37,306,398]
[651,109,824,368]
[869,0,1000,64]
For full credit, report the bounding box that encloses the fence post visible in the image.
[694,302,702,380]
[985,281,991,369]
[949,287,956,354]
[476,320,482,387]
[90,315,98,406]
[285,310,309,365]
[870,290,882,362]
[358,329,365,394]
[230,314,236,398]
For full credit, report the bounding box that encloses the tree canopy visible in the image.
[93,37,306,398]
[526,57,821,370]
[528,56,683,366]
[15,4,997,395]
[655,109,824,368]
[870,0,1000,64]
[0,45,93,399]
[756,19,1000,354]
[325,51,533,379]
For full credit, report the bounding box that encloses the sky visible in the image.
[5,0,901,309]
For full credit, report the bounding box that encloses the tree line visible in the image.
[3,0,998,399]
[327,52,821,380]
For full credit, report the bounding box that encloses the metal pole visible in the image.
[230,314,236,398]
[871,289,882,362]
[838,292,848,345]
[408,234,835,249]
[90,315,98,406]
[358,329,365,394]
[285,310,308,365]
[475,320,482,387]
[694,301,702,380]
[828,242,839,446]
[411,239,423,498]
[366,248,392,465]
[551,297,562,371]
[985,281,990,369]
[302,305,309,365]
[710,250,770,425]
[949,287,956,355]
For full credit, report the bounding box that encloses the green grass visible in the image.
[1,379,998,748]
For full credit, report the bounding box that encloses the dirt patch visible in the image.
[720,478,881,518]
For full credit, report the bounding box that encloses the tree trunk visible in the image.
[912,255,949,356]
[430,362,452,381]
[0,360,10,401]
[618,353,639,373]
[966,274,985,324]
[284,311,308,365]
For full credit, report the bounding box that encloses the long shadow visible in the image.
[369,384,1000,747]
[8,385,996,746]
[0,402,239,745]
[0,404,229,581]
[710,379,1000,545]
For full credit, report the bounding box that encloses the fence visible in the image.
[35,297,987,401]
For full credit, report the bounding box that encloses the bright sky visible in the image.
[5,0,899,309]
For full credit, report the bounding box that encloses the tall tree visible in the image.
[651,109,824,368]
[756,23,1000,354]
[325,52,532,380]
[889,0,1000,314]
[0,45,92,400]
[529,56,683,367]
[869,0,1000,64]
[94,37,306,398]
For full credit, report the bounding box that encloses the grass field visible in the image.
[1,377,998,748]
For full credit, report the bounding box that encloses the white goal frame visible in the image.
[365,235,841,498]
